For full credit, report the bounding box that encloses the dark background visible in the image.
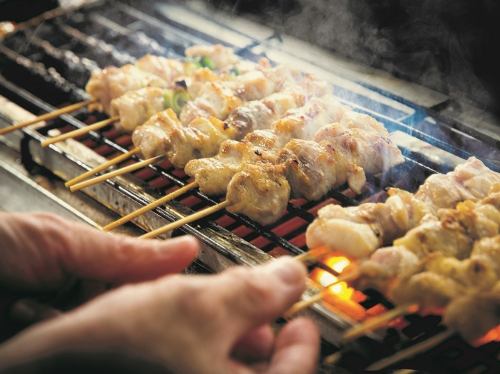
[2,0,500,112]
[208,0,500,112]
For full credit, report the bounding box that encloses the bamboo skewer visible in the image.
[65,147,141,187]
[70,155,163,192]
[366,329,455,371]
[140,200,230,239]
[103,181,199,231]
[0,99,96,136]
[285,271,360,318]
[294,246,331,263]
[342,303,415,342]
[41,116,119,147]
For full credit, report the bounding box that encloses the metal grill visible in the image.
[1,1,499,372]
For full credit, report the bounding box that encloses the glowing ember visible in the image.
[312,255,355,301]
[475,326,500,346]
[324,255,351,274]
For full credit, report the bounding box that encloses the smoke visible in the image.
[213,0,500,111]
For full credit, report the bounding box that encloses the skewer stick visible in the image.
[65,147,141,187]
[70,155,163,192]
[284,271,360,318]
[103,181,199,232]
[0,99,96,136]
[140,200,230,239]
[41,116,119,147]
[342,303,415,342]
[295,246,331,263]
[366,329,455,371]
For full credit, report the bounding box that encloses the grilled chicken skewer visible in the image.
[342,189,500,341]
[290,184,500,317]
[344,235,500,343]
[130,68,325,166]
[43,47,260,147]
[306,157,500,259]
[70,72,328,192]
[139,111,403,238]
[2,44,238,137]
[357,187,500,293]
[105,94,401,231]
[102,93,340,231]
[64,58,308,186]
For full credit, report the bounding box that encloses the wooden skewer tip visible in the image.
[139,200,230,239]
[41,116,118,147]
[0,99,96,136]
[64,147,141,187]
[69,155,162,192]
[102,181,199,232]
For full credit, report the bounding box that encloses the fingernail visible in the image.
[267,257,306,284]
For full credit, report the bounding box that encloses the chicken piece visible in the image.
[409,252,497,292]
[461,256,498,290]
[136,55,185,85]
[179,80,241,124]
[224,90,305,138]
[391,272,465,309]
[226,163,291,225]
[281,120,403,200]
[272,95,347,141]
[339,111,389,136]
[314,123,404,175]
[357,246,419,293]
[185,130,281,195]
[415,157,500,214]
[443,284,500,342]
[306,217,380,259]
[185,44,240,70]
[472,235,500,275]
[394,215,473,260]
[165,116,235,168]
[278,139,365,200]
[86,65,167,113]
[132,109,183,159]
[110,87,166,132]
[306,189,428,258]
[229,70,277,101]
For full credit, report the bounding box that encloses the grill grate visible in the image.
[1,0,499,372]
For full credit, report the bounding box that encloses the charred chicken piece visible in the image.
[226,163,291,225]
[443,282,500,342]
[185,130,281,195]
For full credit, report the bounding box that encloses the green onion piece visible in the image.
[163,89,174,109]
[199,56,215,70]
[172,91,190,114]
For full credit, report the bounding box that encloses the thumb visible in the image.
[214,257,307,342]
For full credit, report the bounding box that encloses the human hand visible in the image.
[0,257,319,374]
[0,212,199,292]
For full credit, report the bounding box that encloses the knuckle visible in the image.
[242,273,275,305]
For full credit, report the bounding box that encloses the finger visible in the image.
[2,213,199,288]
[232,324,275,362]
[213,257,307,339]
[266,318,320,374]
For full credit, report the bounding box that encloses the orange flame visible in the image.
[474,326,500,346]
[311,255,366,320]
